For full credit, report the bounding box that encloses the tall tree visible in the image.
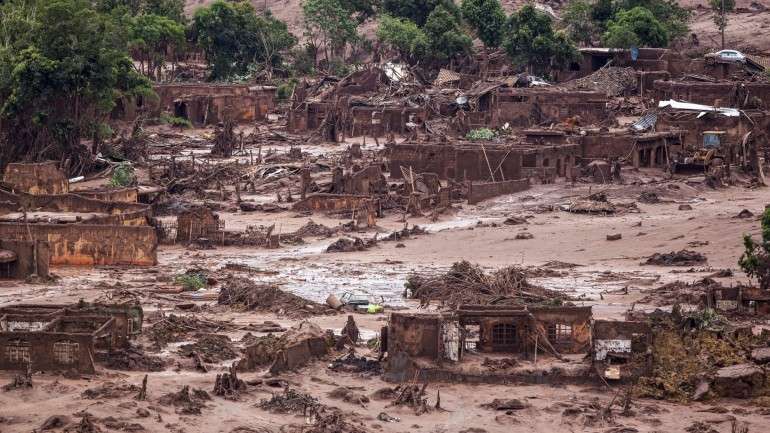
[739,208,770,290]
[461,0,506,48]
[191,1,296,80]
[301,0,358,64]
[602,6,669,48]
[129,13,185,81]
[710,0,735,49]
[561,0,596,47]
[503,5,578,73]
[0,0,152,175]
[376,14,429,63]
[381,0,457,26]
[423,4,472,59]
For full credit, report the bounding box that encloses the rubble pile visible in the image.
[241,321,330,373]
[217,277,336,317]
[638,277,724,306]
[565,67,638,97]
[404,261,570,307]
[325,237,377,253]
[328,352,382,375]
[213,364,246,400]
[634,308,768,402]
[158,385,211,415]
[258,387,321,415]
[644,249,707,266]
[179,334,238,363]
[146,314,236,348]
[105,346,165,372]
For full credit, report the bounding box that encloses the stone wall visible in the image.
[0,223,157,266]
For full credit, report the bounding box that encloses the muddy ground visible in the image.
[2,130,770,432]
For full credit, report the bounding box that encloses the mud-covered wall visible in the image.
[75,188,138,203]
[387,313,442,360]
[0,332,96,373]
[0,190,151,217]
[0,240,50,280]
[292,194,375,213]
[0,223,157,266]
[530,306,592,354]
[467,179,530,204]
[2,162,69,195]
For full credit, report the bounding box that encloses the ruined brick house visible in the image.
[654,81,770,108]
[592,320,652,381]
[704,285,770,315]
[0,302,142,373]
[383,305,593,381]
[116,83,276,126]
[0,189,158,266]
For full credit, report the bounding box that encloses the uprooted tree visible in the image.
[738,208,770,290]
[0,0,153,176]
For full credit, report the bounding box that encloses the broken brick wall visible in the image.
[2,162,69,195]
[292,194,376,213]
[74,188,139,203]
[0,223,158,266]
[0,240,50,280]
[387,313,442,360]
[0,332,97,373]
[530,306,592,354]
[467,179,530,204]
[654,81,770,107]
[0,190,151,220]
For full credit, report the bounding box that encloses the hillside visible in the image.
[185,0,770,54]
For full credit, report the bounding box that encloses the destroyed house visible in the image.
[129,83,276,126]
[592,320,652,381]
[559,48,672,82]
[704,286,770,315]
[0,189,158,266]
[464,86,608,129]
[0,303,143,373]
[654,81,770,108]
[385,305,592,364]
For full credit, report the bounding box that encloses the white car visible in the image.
[706,49,747,64]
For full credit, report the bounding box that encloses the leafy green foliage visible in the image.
[129,13,185,80]
[109,162,136,187]
[503,5,578,72]
[97,0,186,22]
[175,273,207,291]
[159,112,192,128]
[561,0,596,46]
[424,5,472,60]
[461,0,506,48]
[0,0,152,174]
[381,0,458,26]
[191,2,296,80]
[615,0,689,41]
[466,127,496,140]
[739,208,770,290]
[602,6,669,48]
[276,79,298,101]
[302,0,359,63]
[377,14,429,62]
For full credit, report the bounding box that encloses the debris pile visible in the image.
[325,237,377,253]
[258,387,320,415]
[179,334,238,363]
[404,261,570,307]
[565,67,638,97]
[147,314,236,348]
[105,346,165,372]
[214,364,246,400]
[328,352,382,375]
[644,249,707,266]
[638,277,724,306]
[158,385,211,415]
[218,277,336,317]
[240,321,330,374]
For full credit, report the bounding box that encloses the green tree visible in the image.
[739,208,770,290]
[302,0,358,64]
[381,0,458,26]
[503,5,578,73]
[561,0,596,46]
[590,0,615,31]
[129,13,185,80]
[97,0,185,22]
[617,0,689,41]
[376,14,429,63]
[191,1,296,80]
[461,0,506,48]
[424,4,473,60]
[710,0,735,49]
[602,6,668,48]
[0,0,152,175]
